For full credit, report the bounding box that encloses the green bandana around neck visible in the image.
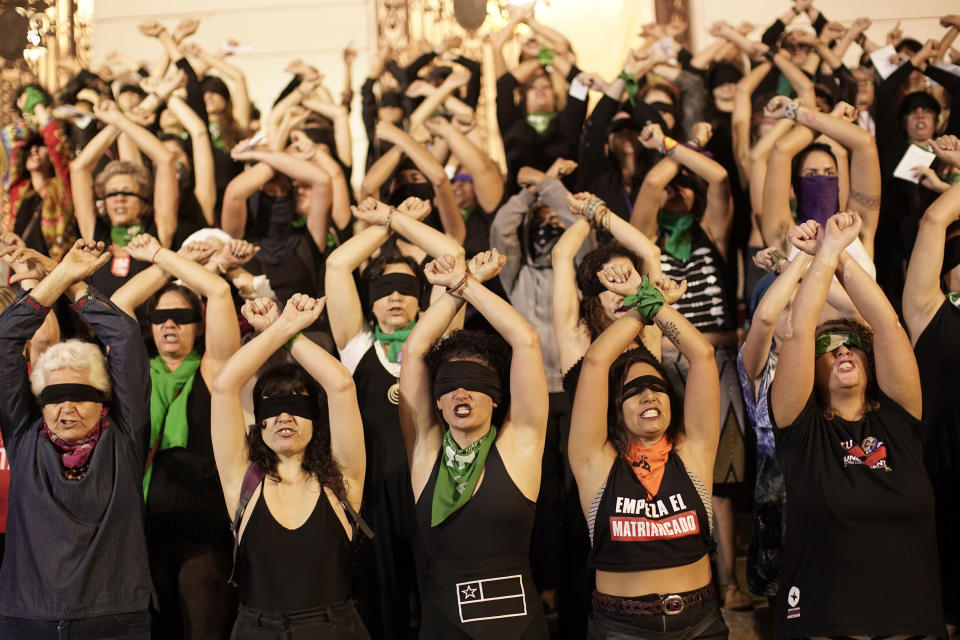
[432,425,498,526]
[208,120,225,150]
[658,209,695,261]
[537,46,556,67]
[814,329,872,357]
[291,216,307,229]
[111,223,145,248]
[374,319,416,364]
[143,352,202,498]
[618,71,640,105]
[774,73,797,102]
[460,206,475,222]
[948,292,960,309]
[526,112,558,135]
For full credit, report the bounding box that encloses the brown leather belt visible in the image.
[592,583,716,617]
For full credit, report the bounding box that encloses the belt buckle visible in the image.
[662,594,684,616]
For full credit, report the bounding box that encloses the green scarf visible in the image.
[948,292,960,310]
[526,112,558,135]
[460,206,475,222]
[658,209,695,261]
[618,275,666,321]
[143,352,202,498]
[374,320,416,364]
[537,46,556,67]
[111,223,144,247]
[291,216,307,228]
[432,425,497,526]
[208,120,225,150]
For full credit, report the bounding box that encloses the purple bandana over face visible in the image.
[796,175,839,225]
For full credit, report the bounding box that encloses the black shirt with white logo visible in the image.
[772,392,944,637]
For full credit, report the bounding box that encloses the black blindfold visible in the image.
[147,308,202,325]
[255,395,319,425]
[369,273,421,302]
[622,375,673,404]
[40,383,107,406]
[433,361,502,405]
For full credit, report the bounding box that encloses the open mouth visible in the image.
[276,427,297,437]
[454,403,472,418]
[837,360,855,372]
[640,408,661,419]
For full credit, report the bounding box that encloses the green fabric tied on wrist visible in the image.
[658,209,695,261]
[537,46,556,67]
[432,425,497,526]
[526,112,558,135]
[618,71,640,105]
[374,319,416,364]
[23,87,47,115]
[617,276,665,321]
[111,223,145,247]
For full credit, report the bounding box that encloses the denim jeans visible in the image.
[230,601,370,640]
[0,610,151,639]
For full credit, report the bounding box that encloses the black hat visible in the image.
[706,62,742,91]
[201,75,231,100]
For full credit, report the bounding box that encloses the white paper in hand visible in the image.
[870,45,902,80]
[652,37,677,60]
[568,77,589,101]
[893,145,936,183]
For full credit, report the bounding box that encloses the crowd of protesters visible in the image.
[1,1,959,638]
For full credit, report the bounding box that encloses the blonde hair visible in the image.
[30,339,111,399]
[0,287,16,313]
[94,160,152,201]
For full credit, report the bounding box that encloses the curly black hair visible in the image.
[142,283,205,357]
[576,243,640,340]
[425,329,512,427]
[358,249,425,325]
[607,348,682,455]
[247,364,345,498]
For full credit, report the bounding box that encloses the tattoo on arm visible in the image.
[656,318,681,345]
[848,189,881,210]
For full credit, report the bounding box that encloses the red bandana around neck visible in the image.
[624,436,673,499]
[41,408,109,480]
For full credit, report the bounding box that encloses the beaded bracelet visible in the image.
[583,197,604,222]
[784,100,800,121]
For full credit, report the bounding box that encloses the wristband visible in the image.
[855,33,867,47]
[593,207,611,231]
[661,136,679,156]
[446,273,470,298]
[583,197,604,221]
[615,275,666,320]
[384,210,393,231]
[283,332,303,352]
[150,246,163,264]
[784,100,800,121]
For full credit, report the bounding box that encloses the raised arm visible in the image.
[762,102,815,253]
[748,118,795,218]
[904,180,960,341]
[93,101,178,247]
[167,93,217,225]
[187,43,252,130]
[375,121,464,242]
[211,295,322,511]
[770,214,860,427]
[732,61,773,185]
[551,218,593,372]
[360,145,402,201]
[791,102,881,255]
[70,123,120,242]
[302,99,354,169]
[741,251,810,383]
[221,162,274,238]
[424,117,504,212]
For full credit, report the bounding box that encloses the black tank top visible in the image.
[415,444,547,639]
[589,452,712,572]
[236,487,351,611]
[659,225,736,333]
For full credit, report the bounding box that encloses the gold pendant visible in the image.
[387,382,400,405]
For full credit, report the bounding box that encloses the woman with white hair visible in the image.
[0,239,154,639]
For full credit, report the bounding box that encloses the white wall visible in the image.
[690,0,958,66]
[92,0,377,169]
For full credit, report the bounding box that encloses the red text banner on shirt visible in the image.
[609,511,700,541]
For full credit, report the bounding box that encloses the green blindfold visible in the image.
[814,329,872,357]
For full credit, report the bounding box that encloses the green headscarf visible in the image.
[431,425,497,526]
[658,209,695,261]
[143,352,202,498]
[374,319,416,364]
